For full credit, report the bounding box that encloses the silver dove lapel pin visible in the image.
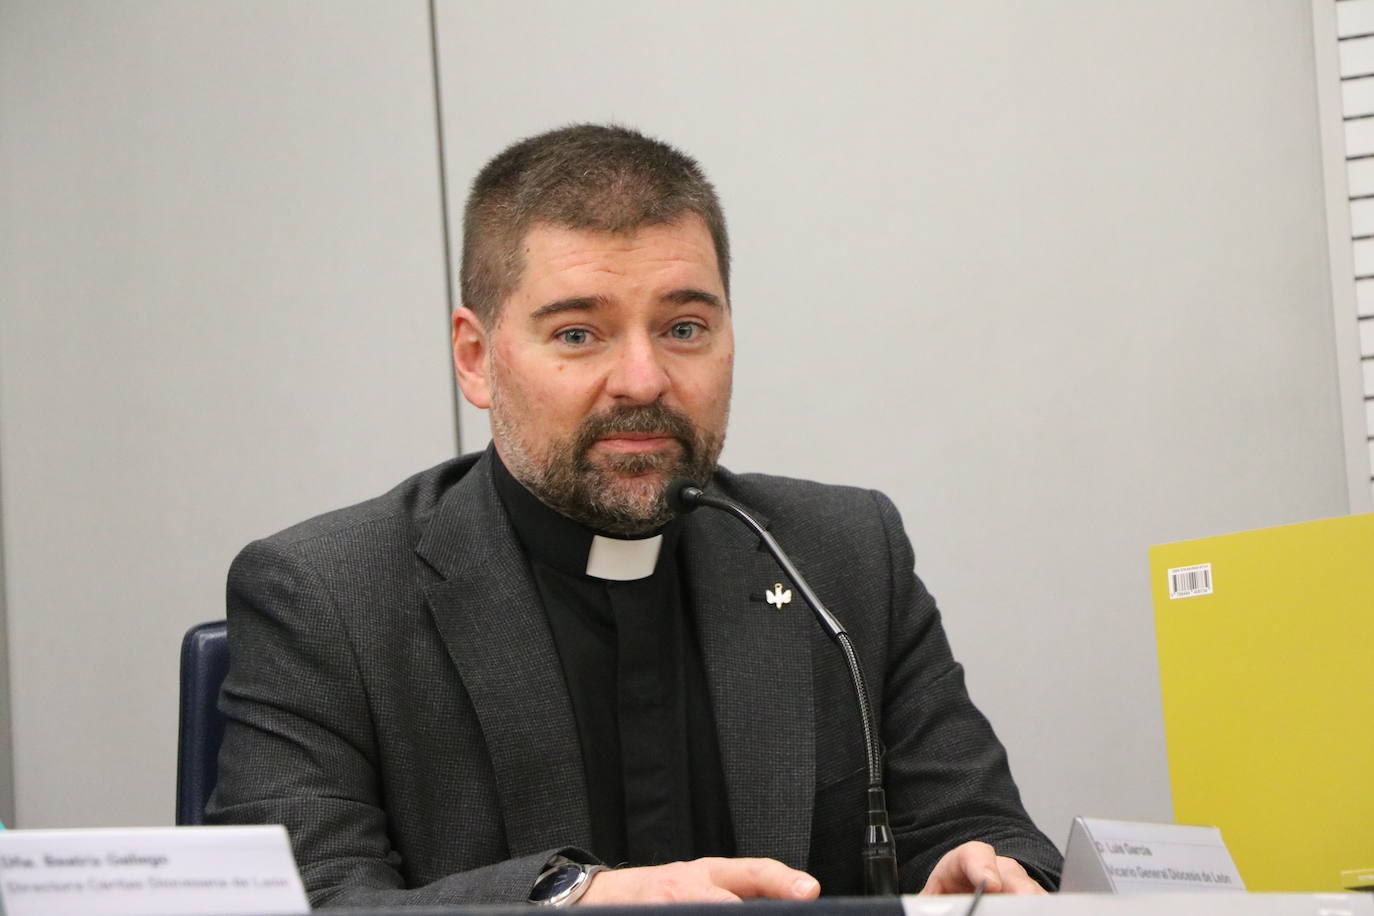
[765,582,792,609]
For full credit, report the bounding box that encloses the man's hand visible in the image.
[580,857,821,904]
[919,842,1047,895]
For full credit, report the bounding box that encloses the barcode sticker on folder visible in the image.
[1168,563,1213,599]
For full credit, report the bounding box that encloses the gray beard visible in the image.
[495,401,722,537]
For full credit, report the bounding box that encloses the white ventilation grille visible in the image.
[1337,1,1374,503]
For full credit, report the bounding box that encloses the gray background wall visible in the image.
[0,0,1367,857]
[0,1,457,827]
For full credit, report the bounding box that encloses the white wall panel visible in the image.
[1347,157,1374,194]
[0,0,455,826]
[1343,78,1374,115]
[1354,239,1374,274]
[437,0,1349,849]
[1351,198,1374,233]
[1339,33,1374,71]
[1339,0,1374,36]
[1346,117,1374,154]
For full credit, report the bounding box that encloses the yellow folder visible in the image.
[1150,511,1374,891]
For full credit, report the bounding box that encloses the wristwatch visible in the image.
[529,856,609,906]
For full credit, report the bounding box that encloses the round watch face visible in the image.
[532,863,585,902]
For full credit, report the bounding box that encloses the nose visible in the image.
[605,331,670,404]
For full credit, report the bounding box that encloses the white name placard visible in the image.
[904,892,1372,916]
[1061,817,1245,893]
[0,826,309,915]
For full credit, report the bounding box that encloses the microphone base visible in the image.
[862,847,899,896]
[862,786,899,895]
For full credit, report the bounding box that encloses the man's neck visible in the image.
[489,447,677,581]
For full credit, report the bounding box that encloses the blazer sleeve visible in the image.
[206,539,591,907]
[867,490,1064,891]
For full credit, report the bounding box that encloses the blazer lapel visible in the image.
[684,505,815,870]
[416,455,592,856]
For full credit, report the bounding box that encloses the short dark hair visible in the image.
[460,124,730,327]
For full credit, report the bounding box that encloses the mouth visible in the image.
[594,433,679,454]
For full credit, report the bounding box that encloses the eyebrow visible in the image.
[528,288,725,321]
[663,288,725,310]
[529,296,606,321]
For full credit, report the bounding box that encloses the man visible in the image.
[209,124,1062,906]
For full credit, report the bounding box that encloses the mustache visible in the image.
[573,402,697,455]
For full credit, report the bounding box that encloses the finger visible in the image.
[582,866,746,905]
[992,857,1046,895]
[706,858,819,899]
[703,857,820,899]
[692,885,743,904]
[919,842,998,895]
[954,842,1001,893]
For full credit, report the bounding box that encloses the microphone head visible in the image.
[665,477,705,515]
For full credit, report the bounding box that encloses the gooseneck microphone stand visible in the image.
[669,481,900,896]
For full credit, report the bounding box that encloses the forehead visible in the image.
[511,216,724,302]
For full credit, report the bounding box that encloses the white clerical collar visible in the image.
[585,534,664,581]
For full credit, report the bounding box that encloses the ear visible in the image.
[451,307,492,409]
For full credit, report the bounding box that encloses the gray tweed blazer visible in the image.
[207,450,1061,907]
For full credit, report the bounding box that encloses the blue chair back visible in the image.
[177,620,229,826]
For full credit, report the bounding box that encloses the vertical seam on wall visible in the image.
[428,0,462,455]
[0,410,15,825]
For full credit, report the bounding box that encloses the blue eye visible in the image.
[557,328,590,345]
[670,322,700,340]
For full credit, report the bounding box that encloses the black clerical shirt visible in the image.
[491,454,735,867]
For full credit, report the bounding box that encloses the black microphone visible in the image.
[668,478,900,896]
